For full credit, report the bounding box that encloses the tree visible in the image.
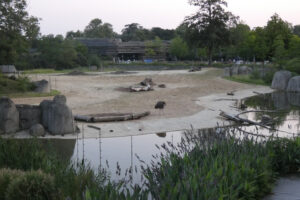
[170,37,189,60]
[150,27,175,40]
[145,37,163,58]
[84,18,116,38]
[273,35,287,68]
[0,0,39,65]
[186,0,235,65]
[265,13,293,59]
[121,23,149,41]
[293,25,300,37]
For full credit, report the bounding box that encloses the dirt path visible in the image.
[13,68,257,120]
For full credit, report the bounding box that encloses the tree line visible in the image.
[1,0,300,71]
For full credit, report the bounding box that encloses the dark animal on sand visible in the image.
[155,101,166,110]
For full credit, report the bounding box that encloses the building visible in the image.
[76,38,170,62]
[0,65,17,74]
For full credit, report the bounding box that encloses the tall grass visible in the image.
[0,128,299,199]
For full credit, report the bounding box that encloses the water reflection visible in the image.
[243,91,300,137]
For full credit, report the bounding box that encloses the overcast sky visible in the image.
[26,0,300,36]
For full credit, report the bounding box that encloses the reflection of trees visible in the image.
[243,92,300,130]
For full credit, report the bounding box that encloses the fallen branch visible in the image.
[87,125,101,130]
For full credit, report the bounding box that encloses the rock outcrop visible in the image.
[29,124,45,137]
[0,97,19,134]
[40,95,74,135]
[271,70,292,91]
[286,76,300,93]
[16,105,41,130]
[223,66,252,77]
[33,79,50,93]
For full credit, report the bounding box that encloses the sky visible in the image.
[26,0,300,36]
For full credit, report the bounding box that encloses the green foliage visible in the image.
[225,75,268,86]
[0,75,35,94]
[285,58,300,74]
[186,0,236,64]
[169,37,189,60]
[143,131,300,199]
[88,54,101,67]
[0,0,39,65]
[84,18,117,38]
[0,169,24,200]
[5,170,58,200]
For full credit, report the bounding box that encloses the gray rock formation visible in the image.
[16,105,41,130]
[40,100,52,129]
[0,97,19,134]
[33,79,50,93]
[271,71,292,91]
[238,66,252,75]
[231,66,239,75]
[224,67,231,77]
[40,95,74,135]
[29,124,45,137]
[287,92,300,107]
[0,65,17,73]
[286,76,300,92]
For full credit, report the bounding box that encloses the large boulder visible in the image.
[231,66,239,75]
[286,76,300,92]
[40,100,52,129]
[271,70,292,90]
[238,66,252,75]
[40,95,74,135]
[223,67,231,77]
[287,92,300,107]
[33,79,50,93]
[16,105,41,130]
[0,65,17,73]
[29,124,45,137]
[0,97,19,134]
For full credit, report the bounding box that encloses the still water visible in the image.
[47,92,300,182]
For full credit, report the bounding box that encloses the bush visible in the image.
[0,169,24,200]
[250,69,260,79]
[285,58,300,74]
[5,170,58,200]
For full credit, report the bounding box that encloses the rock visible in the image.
[189,66,202,72]
[140,78,153,86]
[33,79,50,93]
[158,84,166,88]
[53,95,67,104]
[224,67,231,77]
[271,70,292,91]
[238,66,252,75]
[286,76,300,92]
[0,65,17,73]
[231,66,239,75]
[287,92,300,107]
[29,124,45,137]
[0,97,19,134]
[16,105,41,130]
[42,96,74,135]
[40,100,53,129]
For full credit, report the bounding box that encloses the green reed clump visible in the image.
[141,129,300,200]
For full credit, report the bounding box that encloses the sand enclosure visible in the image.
[12,68,273,138]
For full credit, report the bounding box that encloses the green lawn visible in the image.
[1,89,61,98]
[224,75,269,86]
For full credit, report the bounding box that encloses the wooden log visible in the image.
[74,115,93,122]
[92,111,150,122]
[87,125,101,130]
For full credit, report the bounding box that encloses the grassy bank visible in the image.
[0,73,60,98]
[225,75,269,86]
[0,128,299,199]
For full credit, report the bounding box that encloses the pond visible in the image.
[43,92,300,183]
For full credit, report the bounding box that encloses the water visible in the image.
[44,91,300,182]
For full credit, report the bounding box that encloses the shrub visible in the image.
[0,168,24,200]
[250,69,260,79]
[5,170,58,200]
[285,58,300,74]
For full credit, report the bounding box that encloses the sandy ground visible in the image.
[9,68,273,139]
